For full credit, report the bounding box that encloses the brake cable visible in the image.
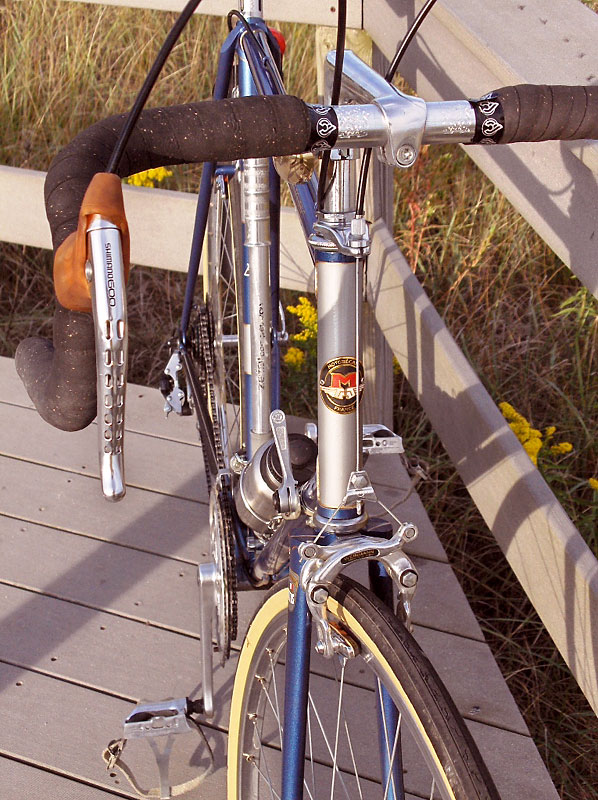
[106,0,206,175]
[316,0,347,211]
[355,0,439,216]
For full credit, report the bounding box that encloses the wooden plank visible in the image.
[0,582,526,734]
[0,757,124,800]
[0,662,227,797]
[0,356,205,447]
[0,518,206,635]
[1,356,448,562]
[63,0,363,27]
[364,0,598,298]
[0,511,473,640]
[369,219,598,715]
[0,598,554,799]
[0,170,314,290]
[466,720,559,800]
[0,456,207,563]
[0,402,206,503]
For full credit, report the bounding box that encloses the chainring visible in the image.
[192,303,238,660]
[209,478,238,664]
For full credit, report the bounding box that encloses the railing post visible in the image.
[363,43,394,427]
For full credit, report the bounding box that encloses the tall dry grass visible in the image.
[1,1,597,797]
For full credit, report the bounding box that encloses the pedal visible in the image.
[86,215,127,501]
[124,698,196,739]
[104,698,213,799]
[362,424,404,455]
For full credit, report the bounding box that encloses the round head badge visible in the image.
[319,357,364,414]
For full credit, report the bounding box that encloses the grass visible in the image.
[1,0,597,797]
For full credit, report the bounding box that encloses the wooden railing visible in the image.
[1,0,598,717]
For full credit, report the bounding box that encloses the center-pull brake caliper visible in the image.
[86,215,128,501]
[298,523,419,659]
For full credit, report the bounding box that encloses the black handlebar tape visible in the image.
[46,95,312,250]
[16,94,313,432]
[470,84,598,144]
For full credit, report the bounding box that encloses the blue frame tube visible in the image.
[369,561,404,799]
[180,27,240,343]
[282,526,314,800]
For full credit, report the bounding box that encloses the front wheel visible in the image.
[228,576,499,800]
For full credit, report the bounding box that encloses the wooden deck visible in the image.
[0,354,558,798]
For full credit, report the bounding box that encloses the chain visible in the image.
[192,303,238,650]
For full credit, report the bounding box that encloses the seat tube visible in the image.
[243,157,272,457]
[237,7,273,458]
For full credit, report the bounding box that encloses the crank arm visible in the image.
[197,562,216,718]
[86,215,127,501]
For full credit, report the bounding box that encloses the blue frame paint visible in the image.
[282,526,315,800]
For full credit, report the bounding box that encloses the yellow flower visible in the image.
[550,442,573,456]
[499,401,572,466]
[287,296,317,342]
[125,167,173,187]
[523,437,543,466]
[499,402,523,424]
[283,346,306,369]
[589,478,598,491]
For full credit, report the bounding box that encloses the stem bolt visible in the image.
[400,569,418,588]
[303,544,317,559]
[397,144,417,166]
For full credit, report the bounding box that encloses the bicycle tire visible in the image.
[203,167,245,467]
[228,576,499,800]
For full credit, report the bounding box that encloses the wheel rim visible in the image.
[205,172,243,467]
[231,589,460,800]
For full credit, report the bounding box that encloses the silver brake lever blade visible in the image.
[86,215,127,501]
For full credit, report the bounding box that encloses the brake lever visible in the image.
[86,215,127,501]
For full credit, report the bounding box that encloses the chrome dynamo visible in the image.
[194,304,238,660]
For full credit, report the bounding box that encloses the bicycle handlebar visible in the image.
[16,83,598,436]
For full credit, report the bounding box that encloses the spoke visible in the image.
[343,717,363,800]
[330,659,346,800]
[307,699,317,799]
[331,657,364,800]
[429,777,436,800]
[382,711,402,800]
[377,679,403,800]
[268,650,284,741]
[307,693,352,800]
[247,745,280,800]
[256,674,283,733]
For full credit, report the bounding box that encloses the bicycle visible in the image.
[14,0,598,797]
